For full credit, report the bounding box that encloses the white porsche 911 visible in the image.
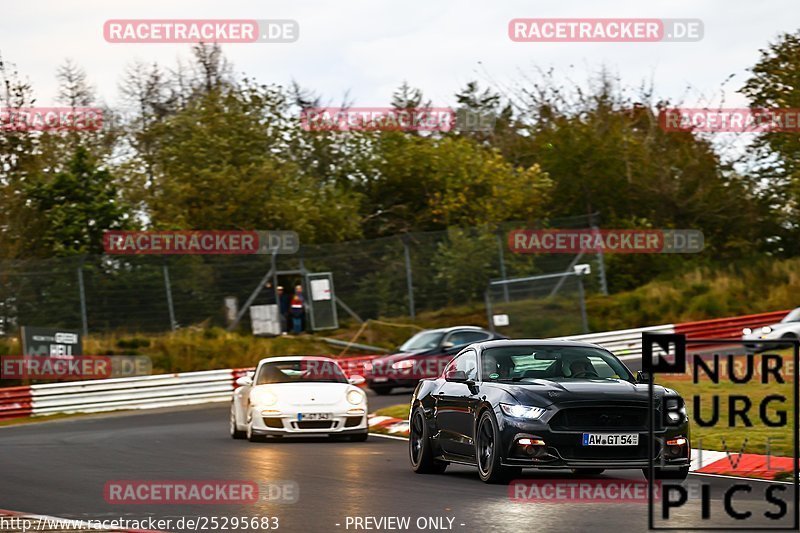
[230,356,369,442]
[742,307,800,353]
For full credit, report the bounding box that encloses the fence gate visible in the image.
[306,272,338,331]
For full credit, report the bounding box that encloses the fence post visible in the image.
[591,225,609,295]
[402,235,415,320]
[577,274,589,333]
[77,258,88,337]
[495,231,509,303]
[163,259,177,331]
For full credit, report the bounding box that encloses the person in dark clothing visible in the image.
[277,285,291,335]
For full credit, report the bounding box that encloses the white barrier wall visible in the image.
[29,369,236,415]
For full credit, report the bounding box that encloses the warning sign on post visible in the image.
[20,326,83,358]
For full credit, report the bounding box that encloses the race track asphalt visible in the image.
[0,401,795,532]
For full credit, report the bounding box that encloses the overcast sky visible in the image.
[2,1,798,113]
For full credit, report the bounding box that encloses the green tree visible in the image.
[25,147,131,256]
[740,29,800,252]
[356,132,552,236]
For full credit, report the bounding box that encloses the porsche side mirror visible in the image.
[441,341,455,350]
[235,376,252,387]
[636,370,650,383]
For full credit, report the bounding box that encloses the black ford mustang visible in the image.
[409,340,690,483]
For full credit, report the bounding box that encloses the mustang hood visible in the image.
[502,379,671,407]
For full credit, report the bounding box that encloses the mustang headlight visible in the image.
[500,403,545,420]
[742,327,752,335]
[250,388,278,406]
[347,389,365,405]
[664,396,687,423]
[761,326,773,334]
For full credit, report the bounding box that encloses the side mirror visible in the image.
[236,376,253,387]
[348,374,366,386]
[636,370,650,383]
[441,341,455,350]
[445,369,467,382]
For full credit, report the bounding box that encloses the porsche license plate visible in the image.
[298,413,332,421]
[582,433,639,446]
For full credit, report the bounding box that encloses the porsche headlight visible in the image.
[250,388,278,406]
[392,360,415,370]
[347,389,365,405]
[500,403,545,420]
[761,326,773,334]
[742,327,752,335]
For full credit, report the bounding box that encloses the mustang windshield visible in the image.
[256,360,348,385]
[481,345,634,383]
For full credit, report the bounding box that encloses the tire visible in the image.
[476,410,521,484]
[370,386,393,396]
[230,403,246,440]
[349,431,369,442]
[246,412,265,442]
[571,468,605,476]
[409,407,447,474]
[642,466,689,481]
[781,333,798,349]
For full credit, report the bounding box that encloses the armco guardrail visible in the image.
[0,386,33,420]
[674,310,790,339]
[30,369,236,416]
[553,323,675,360]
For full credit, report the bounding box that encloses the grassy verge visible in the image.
[369,404,411,436]
[659,352,794,457]
[373,404,411,420]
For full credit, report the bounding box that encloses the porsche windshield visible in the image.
[481,345,634,383]
[255,360,348,384]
